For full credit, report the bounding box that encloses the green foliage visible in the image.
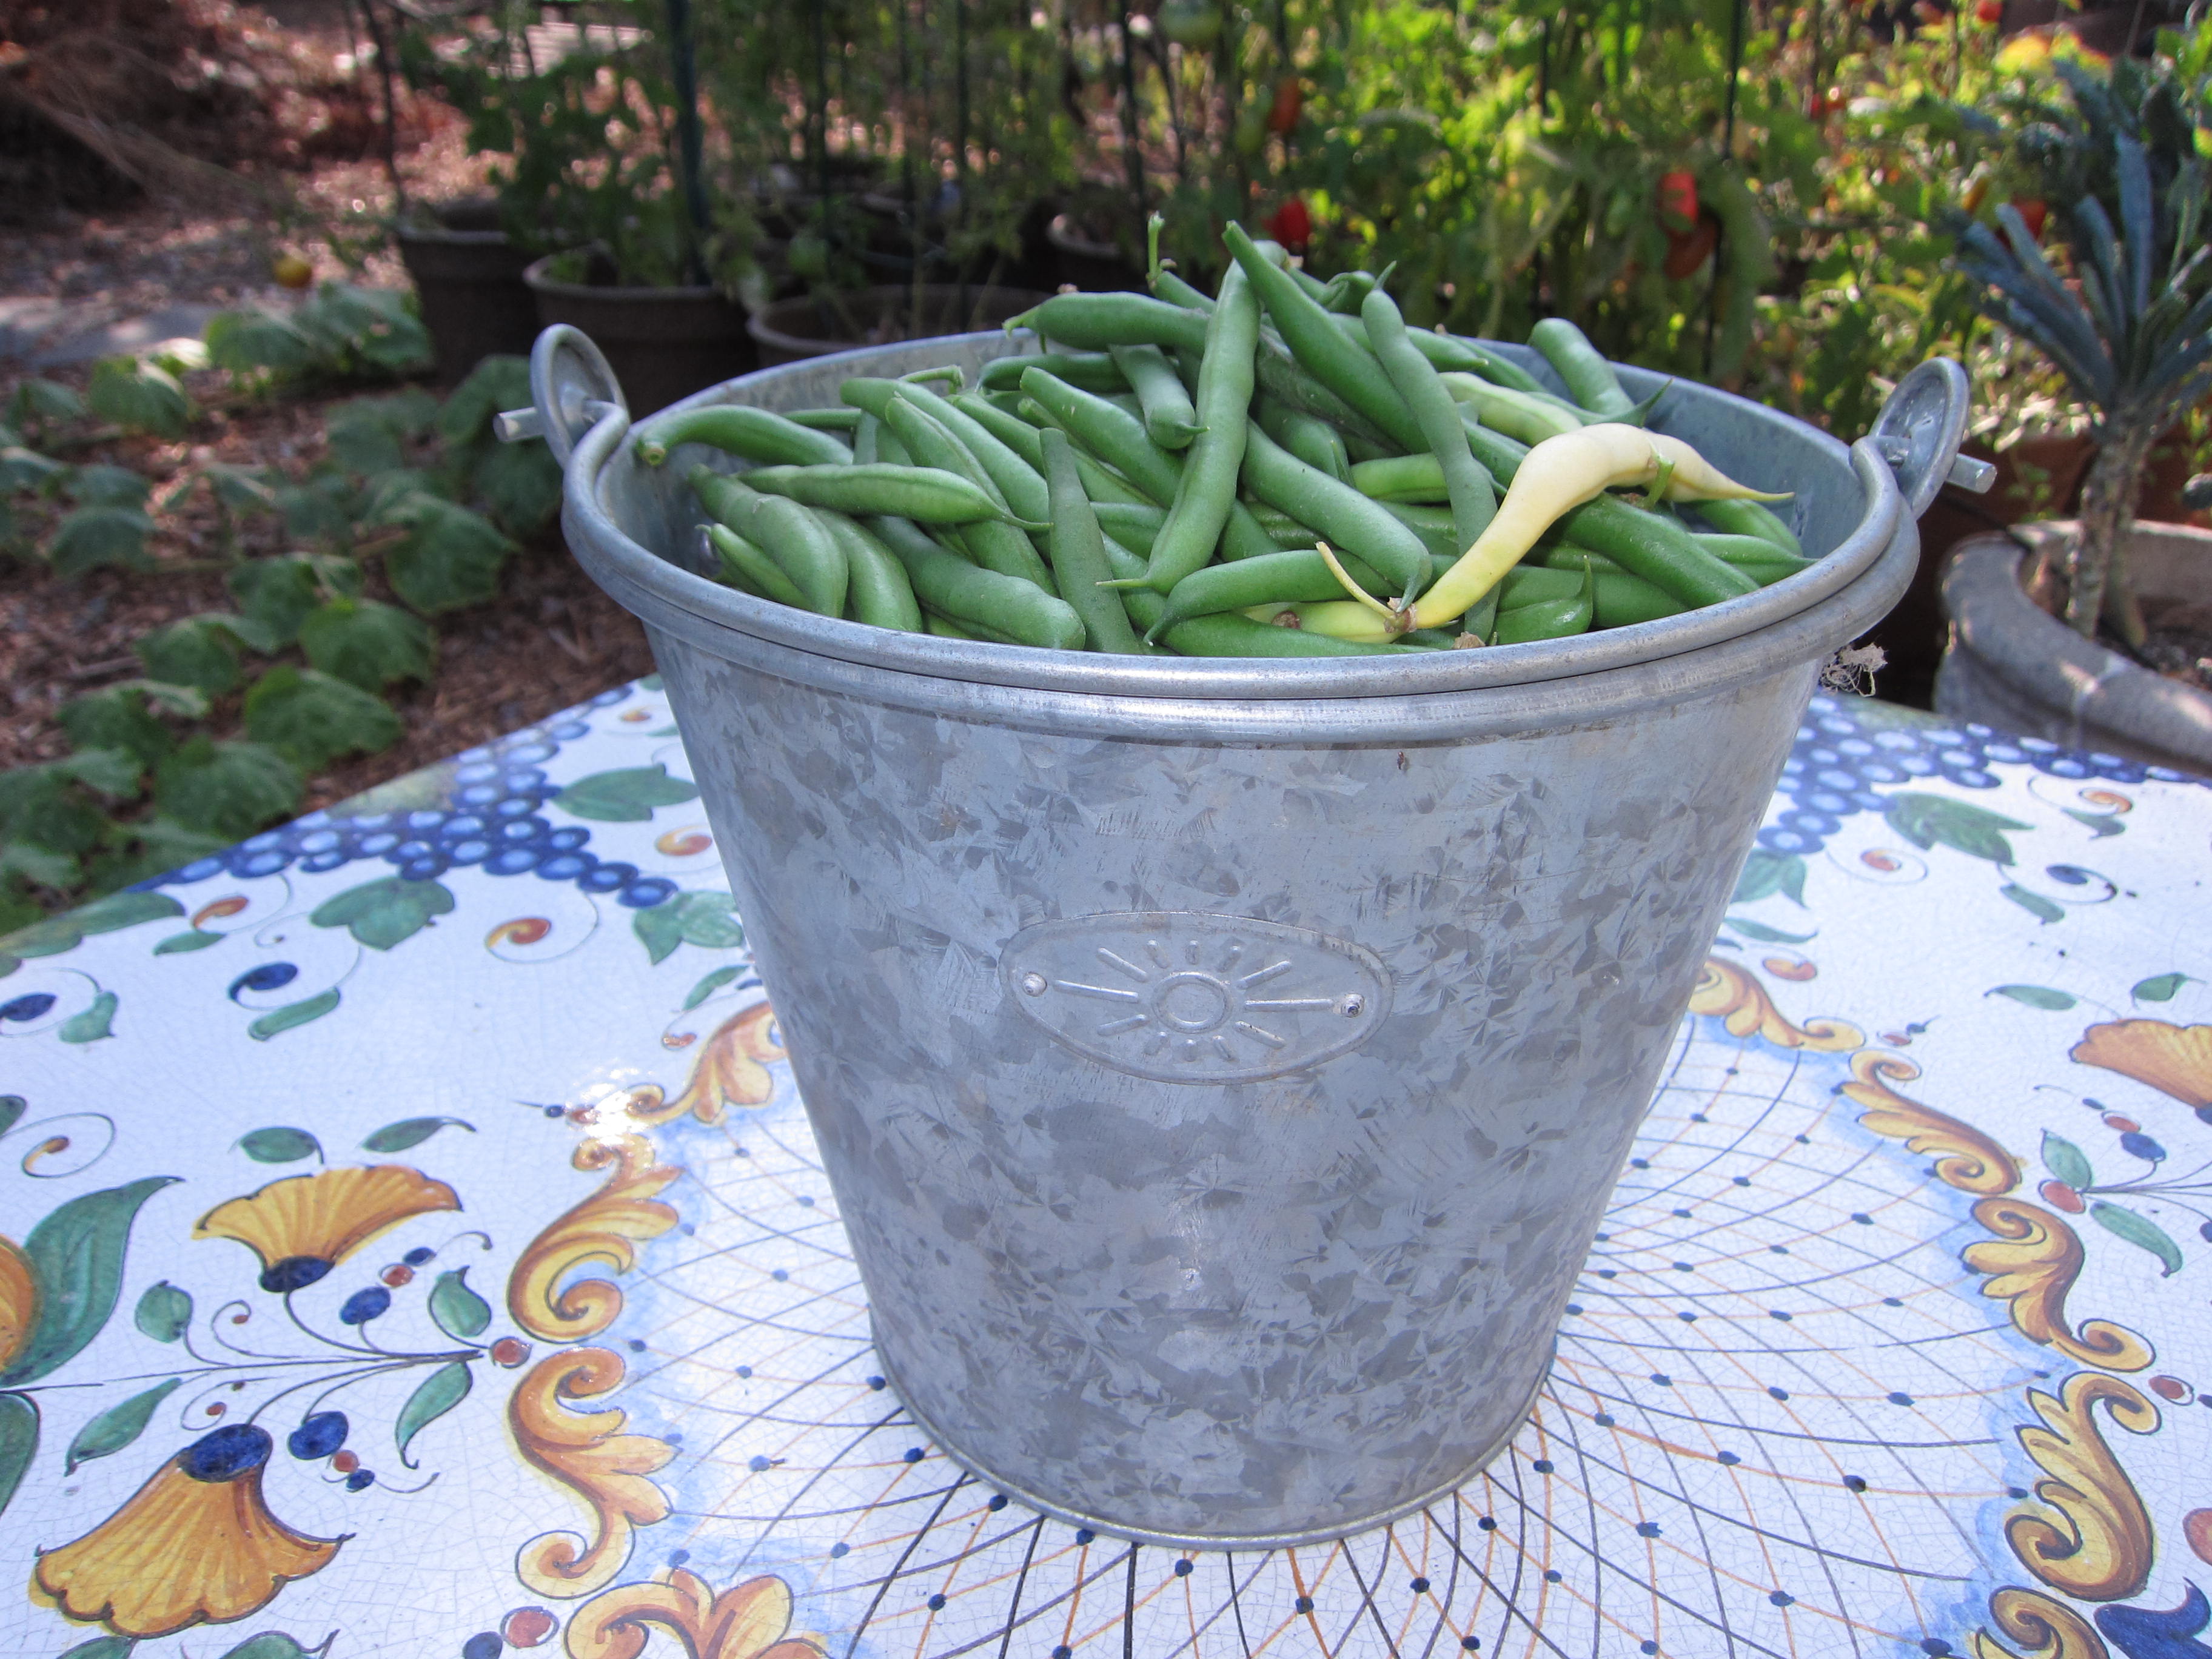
[205,283,433,391]
[135,614,246,697]
[299,597,435,689]
[87,357,191,438]
[230,553,361,648]
[243,666,403,770]
[47,506,153,577]
[153,738,303,841]
[377,493,512,612]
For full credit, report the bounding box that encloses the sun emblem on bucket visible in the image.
[1000,911,1391,1084]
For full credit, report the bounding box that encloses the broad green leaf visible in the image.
[58,685,173,769]
[135,1280,192,1342]
[204,307,317,375]
[2132,973,2191,1003]
[2090,1202,2185,1276]
[2001,883,2066,925]
[1992,984,2076,1010]
[0,1176,179,1385]
[310,876,455,951]
[8,377,84,426]
[154,738,301,841]
[59,990,118,1044]
[555,764,701,823]
[0,444,64,494]
[155,930,223,954]
[2042,1131,2094,1191]
[65,1376,180,1472]
[219,1635,323,1659]
[249,988,341,1041]
[238,1127,322,1164]
[47,506,153,577]
[87,357,190,439]
[0,889,183,960]
[468,438,561,535]
[244,666,402,771]
[634,890,743,966]
[1731,848,1807,908]
[298,597,435,691]
[429,1267,491,1339]
[1883,793,2030,865]
[200,460,280,517]
[276,474,357,545]
[67,464,152,509]
[326,394,434,475]
[361,1116,474,1153]
[59,1637,136,1659]
[228,556,332,647]
[685,965,742,1009]
[1721,916,1815,945]
[437,354,531,446]
[55,746,142,799]
[136,615,244,698]
[394,1359,471,1464]
[0,1393,35,1520]
[381,495,510,614]
[2062,807,2125,839]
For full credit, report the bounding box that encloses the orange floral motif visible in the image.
[1971,1586,2111,1659]
[509,1347,674,1600]
[0,1235,36,1372]
[196,1165,461,1293]
[625,1003,784,1127]
[2004,1373,2159,1603]
[1687,959,1863,1051]
[1843,1051,2021,1196]
[2071,1020,2212,1110]
[564,1567,825,1659]
[508,1134,679,1344]
[33,1423,344,1638]
[1963,1199,2154,1372]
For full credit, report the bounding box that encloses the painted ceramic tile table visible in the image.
[2,681,2209,1659]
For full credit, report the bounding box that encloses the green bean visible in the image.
[1222,223,1426,452]
[926,612,978,640]
[1151,269,1215,312]
[1144,258,1259,591]
[1040,427,1144,654]
[1362,288,1497,551]
[1424,333,1547,394]
[635,404,853,468]
[836,378,905,418]
[1499,565,1583,607]
[970,389,1156,508]
[1110,344,1205,449]
[743,463,1042,528]
[876,426,913,467]
[1093,500,1167,554]
[1593,570,1686,626]
[1150,548,1397,635]
[1005,293,1210,355]
[1320,269,1380,313]
[1439,374,1586,444]
[688,464,766,534]
[978,350,1129,394]
[905,389,1051,523]
[1693,498,1805,557]
[1493,558,1595,643]
[787,406,864,432]
[1256,397,1352,483]
[819,511,924,632]
[1528,318,1635,418]
[1245,501,1323,550]
[1379,501,1461,562]
[749,496,849,617]
[1100,535,1409,655]
[703,524,809,609]
[1350,454,1450,503]
[865,515,1086,650]
[879,398,1057,594]
[852,414,881,465]
[1239,421,1430,598]
[1694,532,1815,585]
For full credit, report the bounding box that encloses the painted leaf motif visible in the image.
[634,891,744,967]
[2089,1201,2185,1276]
[2001,884,2066,925]
[310,876,455,951]
[238,1127,322,1164]
[1883,793,2029,864]
[65,1376,180,1472]
[429,1268,490,1339]
[684,965,742,1010]
[1993,985,2077,1010]
[0,1175,178,1385]
[56,1635,135,1659]
[2132,973,2191,1003]
[249,988,341,1042]
[219,1635,325,1659]
[1722,916,1815,945]
[1731,848,1807,908]
[2062,806,2125,838]
[394,1359,472,1465]
[58,991,117,1044]
[360,1116,474,1153]
[2041,1131,2095,1193]
[0,1095,22,1134]
[154,930,224,954]
[1,889,182,960]
[134,1280,192,1342]
[555,765,700,823]
[0,1392,35,1520]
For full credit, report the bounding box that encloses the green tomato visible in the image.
[1157,0,1221,47]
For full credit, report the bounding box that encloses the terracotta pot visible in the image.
[1935,520,2212,776]
[394,199,540,384]
[522,256,756,418]
[745,284,1053,368]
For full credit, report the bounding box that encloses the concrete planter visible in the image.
[1936,521,2212,776]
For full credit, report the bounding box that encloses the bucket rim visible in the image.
[561,331,1904,704]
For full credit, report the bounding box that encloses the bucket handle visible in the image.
[1867,358,1994,518]
[495,326,629,467]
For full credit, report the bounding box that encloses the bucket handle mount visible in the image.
[1868,358,1994,517]
[495,325,629,466]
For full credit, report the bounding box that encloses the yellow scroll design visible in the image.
[1962,1199,2154,1373]
[2003,1373,2160,1604]
[1971,1586,2112,1659]
[1688,958,1863,1051]
[510,1347,675,1600]
[508,1133,680,1344]
[626,1002,787,1126]
[563,1568,827,1659]
[1842,1050,2021,1196]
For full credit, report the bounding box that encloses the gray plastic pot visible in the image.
[503,328,1965,1550]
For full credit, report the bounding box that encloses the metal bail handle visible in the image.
[494,325,629,465]
[1868,357,1994,518]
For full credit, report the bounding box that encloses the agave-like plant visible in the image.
[1949,47,2211,643]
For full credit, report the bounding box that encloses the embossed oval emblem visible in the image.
[1000,911,1391,1084]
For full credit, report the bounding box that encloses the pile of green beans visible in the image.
[632,223,1809,658]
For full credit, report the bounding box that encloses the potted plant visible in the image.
[1936,39,2212,772]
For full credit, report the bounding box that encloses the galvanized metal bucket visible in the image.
[506,327,1980,1550]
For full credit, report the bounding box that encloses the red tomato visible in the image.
[2012,198,2049,239]
[1657,170,1698,233]
[1663,213,1718,280]
[1975,0,2003,21]
[1267,76,1303,136]
[1268,196,1312,254]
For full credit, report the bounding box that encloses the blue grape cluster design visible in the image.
[1754,697,2196,861]
[139,689,681,911]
